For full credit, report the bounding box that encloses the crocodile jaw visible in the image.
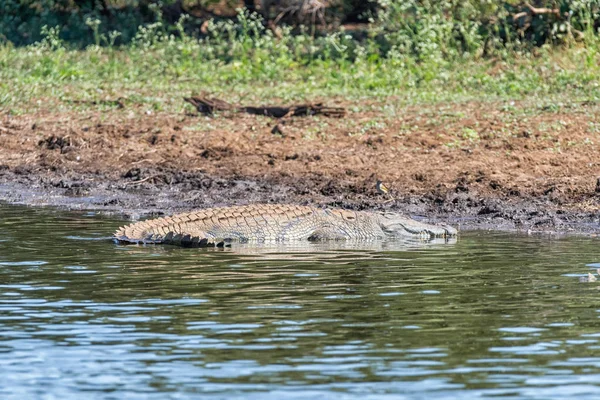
[376,213,457,238]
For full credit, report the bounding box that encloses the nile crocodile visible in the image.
[114,204,457,247]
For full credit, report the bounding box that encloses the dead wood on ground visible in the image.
[184,95,346,118]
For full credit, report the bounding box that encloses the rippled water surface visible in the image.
[2,204,600,399]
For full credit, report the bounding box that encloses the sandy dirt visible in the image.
[1,99,600,233]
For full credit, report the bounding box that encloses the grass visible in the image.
[2,12,600,116]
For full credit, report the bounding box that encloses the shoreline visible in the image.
[1,171,598,236]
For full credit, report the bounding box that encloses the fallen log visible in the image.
[184,95,346,118]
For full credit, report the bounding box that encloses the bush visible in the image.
[1,0,600,59]
[0,0,166,46]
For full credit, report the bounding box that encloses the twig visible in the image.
[513,3,561,22]
[513,11,528,20]
[124,175,158,186]
[525,2,560,16]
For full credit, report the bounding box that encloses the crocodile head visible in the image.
[376,212,457,238]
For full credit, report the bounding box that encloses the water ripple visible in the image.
[2,204,600,399]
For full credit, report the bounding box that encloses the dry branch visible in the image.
[183,95,236,114]
[525,3,560,16]
[184,95,346,118]
[513,2,562,21]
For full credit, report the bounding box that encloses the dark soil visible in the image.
[2,99,600,233]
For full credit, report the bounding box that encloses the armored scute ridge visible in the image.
[114,204,457,247]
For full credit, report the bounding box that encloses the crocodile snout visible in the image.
[419,226,457,238]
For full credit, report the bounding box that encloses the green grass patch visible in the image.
[2,14,600,115]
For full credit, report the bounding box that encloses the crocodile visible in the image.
[114,204,457,247]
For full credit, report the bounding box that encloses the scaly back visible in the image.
[114,204,320,244]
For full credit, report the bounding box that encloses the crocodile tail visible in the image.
[113,221,228,248]
[113,220,159,244]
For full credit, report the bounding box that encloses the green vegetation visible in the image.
[3,1,600,48]
[2,2,600,114]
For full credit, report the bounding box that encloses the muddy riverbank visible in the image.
[1,99,600,233]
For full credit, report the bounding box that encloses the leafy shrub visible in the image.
[1,0,600,60]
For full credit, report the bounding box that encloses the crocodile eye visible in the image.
[345,216,355,220]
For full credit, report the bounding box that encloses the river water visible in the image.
[1,204,600,399]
